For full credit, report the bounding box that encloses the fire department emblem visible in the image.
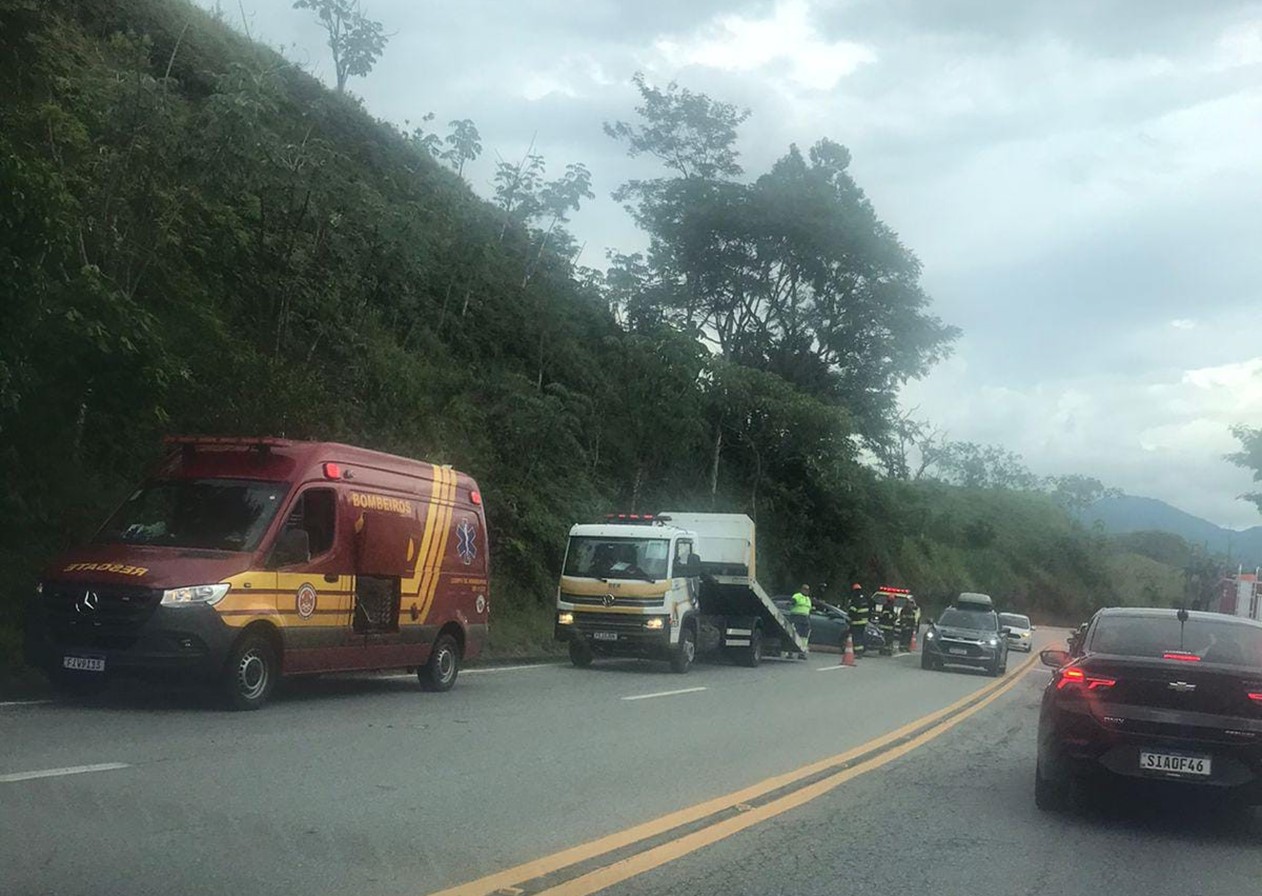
[296,583,317,619]
[456,518,478,566]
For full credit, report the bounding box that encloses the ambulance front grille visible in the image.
[43,583,161,650]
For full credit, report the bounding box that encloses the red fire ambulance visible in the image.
[25,436,489,708]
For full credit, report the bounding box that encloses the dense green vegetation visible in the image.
[0,0,1194,686]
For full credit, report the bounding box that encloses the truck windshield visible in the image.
[564,536,670,581]
[94,479,291,552]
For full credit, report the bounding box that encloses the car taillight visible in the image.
[1162,651,1200,662]
[1056,667,1117,692]
[1247,692,1262,705]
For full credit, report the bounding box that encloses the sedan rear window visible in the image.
[1000,613,1030,629]
[1091,616,1262,666]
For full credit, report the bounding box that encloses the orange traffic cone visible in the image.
[910,628,918,652]
[841,633,856,666]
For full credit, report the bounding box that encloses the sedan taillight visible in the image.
[1056,667,1117,692]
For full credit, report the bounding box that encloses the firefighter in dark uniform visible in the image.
[878,595,897,655]
[899,598,918,652]
[847,584,869,658]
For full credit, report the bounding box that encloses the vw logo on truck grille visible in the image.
[602,593,615,607]
[75,591,100,613]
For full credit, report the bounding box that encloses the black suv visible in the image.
[922,605,1009,676]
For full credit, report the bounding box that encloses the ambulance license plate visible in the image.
[62,655,105,673]
[593,632,618,642]
[1140,752,1211,776]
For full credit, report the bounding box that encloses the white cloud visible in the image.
[903,349,1262,528]
[652,0,876,90]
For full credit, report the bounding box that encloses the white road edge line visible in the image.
[815,664,852,672]
[382,662,557,681]
[0,700,53,708]
[0,762,130,784]
[464,663,558,675]
[622,687,708,702]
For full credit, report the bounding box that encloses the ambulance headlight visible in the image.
[161,583,230,607]
[644,617,665,630]
[557,611,574,625]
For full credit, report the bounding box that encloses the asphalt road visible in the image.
[14,632,1254,896]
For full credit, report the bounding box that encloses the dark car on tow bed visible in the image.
[1035,607,1262,812]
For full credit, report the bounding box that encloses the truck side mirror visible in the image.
[270,528,310,568]
[683,555,702,577]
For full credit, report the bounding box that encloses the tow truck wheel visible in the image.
[569,637,593,668]
[223,632,278,711]
[670,626,696,674]
[420,633,461,692]
[739,628,763,668]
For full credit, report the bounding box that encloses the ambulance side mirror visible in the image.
[270,528,310,568]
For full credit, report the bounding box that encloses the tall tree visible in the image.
[1229,424,1262,514]
[292,0,388,94]
[606,75,957,437]
[441,118,482,178]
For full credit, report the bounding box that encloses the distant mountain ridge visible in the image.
[1080,495,1262,566]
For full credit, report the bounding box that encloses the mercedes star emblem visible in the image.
[75,590,101,614]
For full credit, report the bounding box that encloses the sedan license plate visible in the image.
[1140,752,1211,776]
[948,647,969,656]
[62,655,105,673]
[592,632,618,642]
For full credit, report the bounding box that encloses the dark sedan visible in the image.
[772,598,850,651]
[1035,607,1262,812]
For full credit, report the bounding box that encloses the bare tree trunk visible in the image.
[630,466,643,513]
[709,426,722,507]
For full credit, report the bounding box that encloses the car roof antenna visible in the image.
[1177,603,1189,650]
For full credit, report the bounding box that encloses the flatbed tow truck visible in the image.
[554,512,808,671]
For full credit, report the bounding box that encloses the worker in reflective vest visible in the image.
[847,584,869,658]
[789,585,812,659]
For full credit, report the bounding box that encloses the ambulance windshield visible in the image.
[564,536,671,581]
[95,478,290,552]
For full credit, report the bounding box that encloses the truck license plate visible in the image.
[1140,752,1211,776]
[593,632,618,642]
[62,655,106,673]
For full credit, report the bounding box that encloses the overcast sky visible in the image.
[203,0,1262,528]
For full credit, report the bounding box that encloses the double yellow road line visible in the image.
[430,652,1041,896]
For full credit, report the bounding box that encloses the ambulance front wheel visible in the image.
[420,633,461,692]
[223,631,278,711]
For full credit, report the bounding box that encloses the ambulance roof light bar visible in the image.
[877,586,912,594]
[164,435,291,454]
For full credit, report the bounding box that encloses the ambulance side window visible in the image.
[283,488,336,559]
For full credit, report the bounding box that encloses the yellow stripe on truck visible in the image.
[559,576,669,599]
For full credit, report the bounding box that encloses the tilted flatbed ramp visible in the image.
[699,573,808,656]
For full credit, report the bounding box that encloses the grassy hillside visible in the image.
[0,0,1187,686]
